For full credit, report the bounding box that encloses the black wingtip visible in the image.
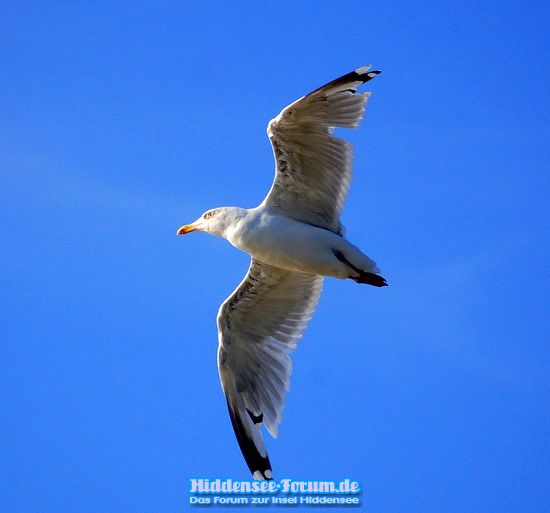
[226,399,273,481]
[308,66,381,97]
[354,66,381,83]
[331,66,381,88]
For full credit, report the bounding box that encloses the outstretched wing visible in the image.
[217,259,323,480]
[262,66,380,234]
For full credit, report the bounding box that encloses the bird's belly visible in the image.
[230,220,349,278]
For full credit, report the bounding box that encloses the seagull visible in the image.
[177,66,386,480]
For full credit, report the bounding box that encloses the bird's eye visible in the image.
[203,210,216,220]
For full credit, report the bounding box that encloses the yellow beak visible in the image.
[177,223,197,235]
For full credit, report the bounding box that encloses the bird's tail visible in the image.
[351,271,388,287]
[333,249,388,287]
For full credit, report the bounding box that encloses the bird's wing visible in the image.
[217,258,323,480]
[262,66,380,234]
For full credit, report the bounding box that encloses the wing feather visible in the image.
[217,259,323,479]
[262,66,380,233]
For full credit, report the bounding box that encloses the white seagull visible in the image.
[178,66,386,480]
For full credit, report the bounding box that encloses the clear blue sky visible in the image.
[1,1,548,512]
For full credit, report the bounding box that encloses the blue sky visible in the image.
[1,1,548,512]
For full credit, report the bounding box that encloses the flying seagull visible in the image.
[177,65,386,480]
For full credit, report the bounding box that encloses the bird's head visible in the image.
[177,208,220,235]
[177,207,245,238]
